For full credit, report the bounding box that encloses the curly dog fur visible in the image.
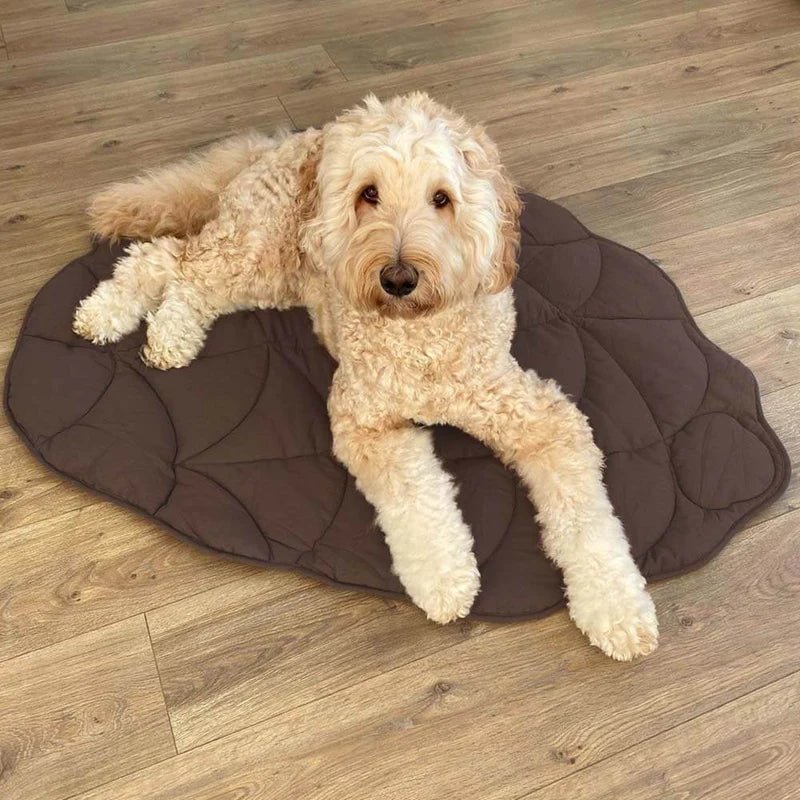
[74,93,658,660]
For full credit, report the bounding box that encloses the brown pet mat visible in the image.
[4,194,790,619]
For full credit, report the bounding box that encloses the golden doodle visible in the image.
[74,93,658,660]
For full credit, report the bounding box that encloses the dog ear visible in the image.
[297,138,324,258]
[461,127,522,294]
[297,140,322,223]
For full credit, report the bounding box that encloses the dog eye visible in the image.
[361,185,379,204]
[432,190,450,208]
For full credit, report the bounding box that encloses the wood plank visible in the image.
[507,81,800,199]
[70,508,800,799]
[0,0,66,25]
[66,0,147,9]
[0,47,335,150]
[0,256,66,351]
[3,3,795,160]
[525,671,800,799]
[1,0,523,78]
[147,573,488,751]
[750,385,800,526]
[0,616,174,800]
[487,29,800,147]
[0,97,291,204]
[0,439,97,534]
[9,0,319,57]
[645,202,800,315]
[283,0,800,129]
[0,502,256,662]
[693,284,800,396]
[0,192,97,276]
[558,138,800,248]
[324,0,751,80]
[65,0,153,9]
[6,0,526,59]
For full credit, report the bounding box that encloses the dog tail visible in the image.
[88,132,277,241]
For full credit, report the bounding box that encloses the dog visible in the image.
[74,93,658,660]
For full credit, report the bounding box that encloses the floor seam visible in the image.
[0,564,248,667]
[144,612,180,755]
[277,95,299,130]
[319,44,350,83]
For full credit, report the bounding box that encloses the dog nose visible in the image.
[380,263,419,297]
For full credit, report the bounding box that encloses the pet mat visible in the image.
[4,194,790,619]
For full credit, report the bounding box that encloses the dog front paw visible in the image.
[403,553,481,625]
[568,575,658,661]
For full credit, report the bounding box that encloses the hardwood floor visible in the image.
[1,1,798,798]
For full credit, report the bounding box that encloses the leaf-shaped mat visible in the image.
[5,194,790,619]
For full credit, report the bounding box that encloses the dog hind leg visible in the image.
[73,237,181,345]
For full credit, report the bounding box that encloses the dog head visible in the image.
[300,93,521,318]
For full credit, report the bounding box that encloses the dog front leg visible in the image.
[453,365,658,660]
[330,404,480,624]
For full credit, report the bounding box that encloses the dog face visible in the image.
[302,93,521,317]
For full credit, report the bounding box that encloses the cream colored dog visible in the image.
[74,93,658,660]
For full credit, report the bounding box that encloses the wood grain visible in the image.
[525,670,800,799]
[0,502,255,663]
[487,30,800,147]
[751,385,800,525]
[283,0,800,128]
[0,192,93,277]
[0,440,96,533]
[693,284,800,395]
[507,80,800,199]
[0,98,292,204]
[0,616,174,800]
[646,202,800,314]
[324,0,767,80]
[559,138,800,247]
[0,0,65,25]
[0,47,330,150]
[5,0,527,59]
[0,0,524,84]
[71,509,800,799]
